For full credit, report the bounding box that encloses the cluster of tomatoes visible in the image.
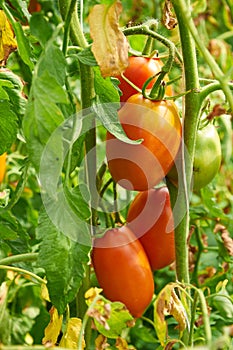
[92,55,222,317]
[92,56,180,317]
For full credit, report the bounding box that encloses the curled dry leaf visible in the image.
[89,0,129,77]
[214,224,233,256]
[0,10,17,65]
[207,104,226,121]
[95,334,110,350]
[162,0,177,30]
[154,283,187,346]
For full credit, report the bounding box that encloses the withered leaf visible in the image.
[154,283,187,346]
[0,10,17,65]
[59,318,85,349]
[42,306,63,346]
[162,0,177,30]
[89,0,129,77]
[214,224,233,256]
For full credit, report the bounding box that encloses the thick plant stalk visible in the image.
[58,0,95,347]
[168,1,201,285]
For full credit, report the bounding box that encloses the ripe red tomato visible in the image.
[117,56,172,102]
[0,153,7,183]
[127,187,175,270]
[92,226,154,318]
[106,94,182,191]
[28,0,41,13]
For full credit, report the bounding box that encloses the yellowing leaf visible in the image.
[154,283,187,346]
[60,318,85,349]
[41,282,50,302]
[89,0,129,77]
[0,10,17,65]
[42,306,63,346]
[85,287,103,303]
[95,334,110,350]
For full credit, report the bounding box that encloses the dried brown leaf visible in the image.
[89,1,129,77]
[214,224,233,256]
[95,334,110,350]
[207,104,226,121]
[162,0,177,30]
[154,283,187,346]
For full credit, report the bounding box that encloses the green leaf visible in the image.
[0,211,30,254]
[212,289,233,320]
[0,100,18,153]
[77,46,97,66]
[200,186,227,219]
[23,69,68,170]
[36,209,91,314]
[38,44,67,86]
[94,300,133,338]
[64,184,91,221]
[14,21,34,70]
[93,67,141,144]
[30,13,53,46]
[0,69,27,120]
[5,0,30,22]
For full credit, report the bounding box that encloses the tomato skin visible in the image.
[0,153,7,184]
[28,0,41,13]
[106,94,182,191]
[117,56,172,102]
[193,123,221,190]
[167,123,222,190]
[92,226,154,318]
[127,187,175,270]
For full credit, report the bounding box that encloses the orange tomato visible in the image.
[106,94,182,191]
[117,56,172,102]
[127,187,175,270]
[92,226,154,317]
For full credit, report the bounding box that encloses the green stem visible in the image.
[62,0,77,55]
[123,24,182,64]
[59,2,95,348]
[0,265,46,285]
[187,285,212,346]
[171,1,202,287]
[188,291,198,346]
[58,0,88,49]
[0,253,38,266]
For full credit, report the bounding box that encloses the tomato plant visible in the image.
[106,93,182,191]
[0,153,7,183]
[127,186,175,270]
[117,56,172,102]
[92,226,154,318]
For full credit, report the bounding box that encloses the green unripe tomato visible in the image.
[193,123,221,190]
[167,123,222,191]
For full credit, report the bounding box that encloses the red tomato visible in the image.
[106,94,182,191]
[92,226,154,318]
[0,153,7,183]
[127,187,175,270]
[28,0,41,13]
[117,56,172,102]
